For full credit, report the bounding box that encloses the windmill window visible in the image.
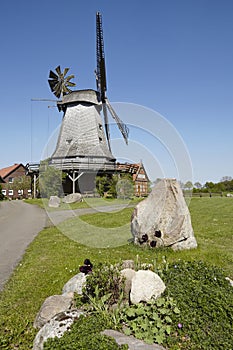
[66,138,73,145]
[99,124,103,130]
[99,137,103,142]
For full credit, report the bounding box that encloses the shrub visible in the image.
[119,296,180,345]
[162,260,233,349]
[80,262,125,306]
[44,313,128,349]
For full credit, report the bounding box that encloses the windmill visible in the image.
[46,12,129,193]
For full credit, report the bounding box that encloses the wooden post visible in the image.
[33,174,37,198]
[68,171,84,194]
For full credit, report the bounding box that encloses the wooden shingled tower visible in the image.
[47,12,129,194]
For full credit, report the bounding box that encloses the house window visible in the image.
[9,177,14,183]
[28,189,32,194]
[9,190,13,196]
[1,189,6,196]
[18,190,23,195]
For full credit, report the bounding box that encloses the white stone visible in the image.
[130,270,166,304]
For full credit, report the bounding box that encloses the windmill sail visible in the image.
[48,66,76,99]
[96,12,129,147]
[105,99,129,145]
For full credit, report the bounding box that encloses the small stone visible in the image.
[62,193,82,204]
[62,272,86,295]
[48,196,60,208]
[130,270,166,304]
[101,329,166,349]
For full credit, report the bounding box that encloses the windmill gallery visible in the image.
[26,12,149,199]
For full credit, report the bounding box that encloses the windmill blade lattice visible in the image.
[102,102,111,152]
[105,98,129,145]
[48,65,76,99]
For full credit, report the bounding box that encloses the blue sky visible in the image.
[1,0,233,184]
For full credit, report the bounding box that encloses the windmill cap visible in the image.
[57,89,100,110]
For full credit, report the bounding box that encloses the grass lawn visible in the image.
[0,197,232,349]
[25,197,141,211]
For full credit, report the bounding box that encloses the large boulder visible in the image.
[130,270,166,304]
[62,193,82,204]
[131,178,197,251]
[33,309,84,350]
[33,293,74,329]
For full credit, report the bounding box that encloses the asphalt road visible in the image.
[0,200,134,291]
[0,200,46,291]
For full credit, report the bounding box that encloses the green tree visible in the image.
[194,182,202,189]
[95,175,114,197]
[220,176,232,182]
[39,161,66,198]
[184,181,193,190]
[204,181,215,190]
[95,173,134,199]
[116,174,134,199]
[11,175,31,193]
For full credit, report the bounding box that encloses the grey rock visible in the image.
[120,268,136,300]
[33,293,74,329]
[121,260,135,270]
[62,193,82,204]
[130,270,166,304]
[131,178,197,251]
[62,272,86,295]
[48,196,61,208]
[33,309,84,350]
[101,329,166,350]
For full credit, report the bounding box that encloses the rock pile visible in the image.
[32,260,166,350]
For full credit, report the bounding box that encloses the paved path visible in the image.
[0,200,46,291]
[0,201,134,291]
[48,203,132,226]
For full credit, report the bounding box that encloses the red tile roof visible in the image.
[0,164,22,179]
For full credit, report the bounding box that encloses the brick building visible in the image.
[116,162,150,197]
[0,164,31,199]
